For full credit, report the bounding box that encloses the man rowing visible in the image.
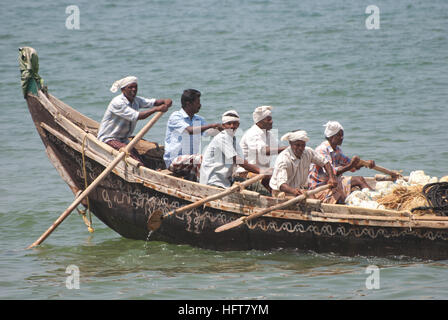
[97,76,172,165]
[269,130,338,198]
[163,89,222,181]
[200,110,261,188]
[308,121,375,203]
[237,105,287,193]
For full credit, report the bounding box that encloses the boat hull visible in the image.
[46,128,448,260]
[26,93,448,260]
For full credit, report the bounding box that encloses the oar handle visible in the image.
[245,184,331,223]
[215,184,331,233]
[358,159,401,178]
[127,112,164,150]
[27,112,165,249]
[163,174,265,219]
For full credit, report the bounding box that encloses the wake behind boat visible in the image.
[20,47,448,260]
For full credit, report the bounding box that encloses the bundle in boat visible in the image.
[375,184,430,215]
[344,170,447,214]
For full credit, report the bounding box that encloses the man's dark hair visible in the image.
[181,89,201,108]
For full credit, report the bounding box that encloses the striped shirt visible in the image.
[97,93,156,143]
[308,140,351,189]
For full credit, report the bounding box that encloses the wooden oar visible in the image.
[215,184,331,233]
[147,174,265,231]
[358,159,402,180]
[26,111,165,249]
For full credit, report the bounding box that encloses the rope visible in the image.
[119,147,131,167]
[80,135,94,233]
[234,182,244,192]
[411,182,448,216]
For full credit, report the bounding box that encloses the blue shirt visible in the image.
[163,108,206,167]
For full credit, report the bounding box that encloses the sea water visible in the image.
[1,0,448,300]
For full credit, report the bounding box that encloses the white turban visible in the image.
[253,105,272,123]
[324,121,344,138]
[281,130,309,142]
[222,110,240,124]
[110,76,138,93]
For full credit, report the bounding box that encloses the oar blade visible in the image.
[215,217,245,233]
[147,209,164,231]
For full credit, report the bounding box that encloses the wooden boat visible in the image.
[21,47,448,260]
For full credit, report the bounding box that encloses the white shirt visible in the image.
[97,93,156,143]
[269,146,328,191]
[238,124,274,173]
[200,130,243,188]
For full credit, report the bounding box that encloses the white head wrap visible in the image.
[280,130,309,142]
[253,105,272,123]
[110,76,138,93]
[324,121,344,138]
[221,110,240,124]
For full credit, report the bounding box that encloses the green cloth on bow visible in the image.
[19,47,46,98]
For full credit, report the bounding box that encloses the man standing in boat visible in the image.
[97,76,172,164]
[308,121,376,203]
[236,105,287,194]
[163,89,222,181]
[269,130,338,199]
[200,110,261,188]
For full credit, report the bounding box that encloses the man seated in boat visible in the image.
[97,76,172,165]
[269,130,338,199]
[200,110,262,188]
[163,89,222,181]
[308,121,375,203]
[236,105,287,194]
